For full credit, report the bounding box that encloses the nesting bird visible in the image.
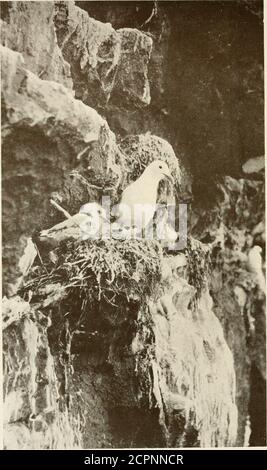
[114,160,174,234]
[79,202,107,240]
[39,202,106,244]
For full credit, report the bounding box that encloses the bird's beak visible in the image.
[163,172,174,184]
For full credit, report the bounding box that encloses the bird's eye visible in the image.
[159,165,163,169]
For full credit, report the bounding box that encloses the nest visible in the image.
[22,238,163,315]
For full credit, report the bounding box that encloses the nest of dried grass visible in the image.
[22,238,163,313]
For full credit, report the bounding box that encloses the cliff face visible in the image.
[3,296,82,449]
[1,1,265,448]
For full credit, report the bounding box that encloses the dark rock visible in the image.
[1,1,72,88]
[54,1,153,109]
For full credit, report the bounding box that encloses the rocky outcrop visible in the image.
[82,1,265,446]
[192,175,265,445]
[3,296,81,449]
[54,1,152,109]
[82,0,264,196]
[142,276,237,447]
[1,44,121,293]
[5,238,236,448]
[1,1,72,88]
[1,0,264,449]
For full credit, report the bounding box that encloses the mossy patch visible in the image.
[184,237,211,301]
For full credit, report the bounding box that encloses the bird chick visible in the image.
[39,203,106,244]
[79,202,107,240]
[39,213,90,245]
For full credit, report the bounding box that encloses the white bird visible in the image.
[79,202,107,240]
[113,160,174,233]
[39,213,90,244]
[247,245,266,294]
[39,203,106,244]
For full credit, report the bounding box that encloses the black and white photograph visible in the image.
[0,0,266,455]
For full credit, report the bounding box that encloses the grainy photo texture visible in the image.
[1,0,265,449]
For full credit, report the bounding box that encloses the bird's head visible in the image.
[145,160,174,184]
[79,202,106,219]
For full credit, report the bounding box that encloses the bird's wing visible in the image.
[121,180,158,206]
[40,214,88,238]
[120,182,137,205]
